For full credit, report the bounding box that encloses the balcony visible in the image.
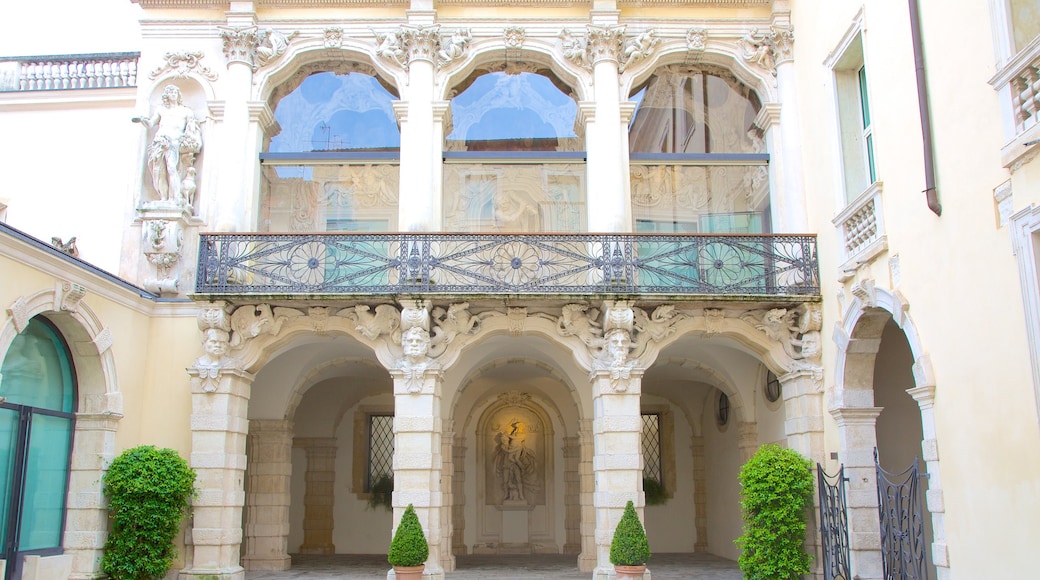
[194,232,819,301]
[0,52,139,92]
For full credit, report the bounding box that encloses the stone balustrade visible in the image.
[0,52,139,92]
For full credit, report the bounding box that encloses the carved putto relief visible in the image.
[219,26,297,70]
[373,25,470,71]
[737,25,795,76]
[742,304,822,364]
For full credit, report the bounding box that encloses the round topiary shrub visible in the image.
[102,445,196,580]
[609,500,651,566]
[735,443,814,580]
[387,503,429,568]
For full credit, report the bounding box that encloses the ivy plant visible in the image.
[735,443,814,580]
[102,445,196,580]
[367,473,394,512]
[387,503,429,568]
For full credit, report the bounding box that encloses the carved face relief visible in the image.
[402,326,430,362]
[606,329,632,365]
[203,328,230,359]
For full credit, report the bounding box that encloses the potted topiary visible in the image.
[388,503,429,580]
[609,500,650,580]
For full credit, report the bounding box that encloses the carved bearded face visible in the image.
[402,327,430,361]
[606,329,631,364]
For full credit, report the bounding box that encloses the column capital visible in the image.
[830,406,883,426]
[219,26,261,70]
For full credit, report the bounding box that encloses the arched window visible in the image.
[0,317,76,577]
[442,69,586,232]
[259,70,401,232]
[629,65,769,234]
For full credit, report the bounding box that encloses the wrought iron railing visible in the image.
[817,463,851,580]
[195,232,819,298]
[876,449,929,580]
[0,52,139,92]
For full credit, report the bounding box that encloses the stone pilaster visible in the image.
[391,369,446,579]
[64,410,121,578]
[242,420,293,571]
[295,437,337,555]
[736,421,759,464]
[182,366,253,580]
[907,383,949,580]
[830,407,883,580]
[577,419,596,572]
[591,369,644,577]
[396,29,439,232]
[690,435,707,552]
[779,369,826,463]
[451,433,467,557]
[440,424,457,572]
[563,435,581,555]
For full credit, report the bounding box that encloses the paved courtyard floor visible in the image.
[245,553,742,579]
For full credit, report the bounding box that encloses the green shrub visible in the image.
[609,500,650,566]
[102,445,196,580]
[735,444,814,580]
[387,504,429,567]
[643,477,667,506]
[367,473,393,512]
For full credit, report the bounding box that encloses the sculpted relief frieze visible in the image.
[740,304,822,369]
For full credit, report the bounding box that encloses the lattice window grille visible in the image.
[367,414,394,491]
[641,413,662,483]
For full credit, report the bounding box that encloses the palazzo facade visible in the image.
[1,0,1039,579]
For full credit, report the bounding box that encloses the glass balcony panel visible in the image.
[259,163,400,232]
[442,162,586,233]
[630,164,770,234]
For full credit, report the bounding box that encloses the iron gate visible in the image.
[875,449,929,580]
[817,463,851,580]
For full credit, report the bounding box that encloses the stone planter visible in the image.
[393,564,425,580]
[614,564,646,580]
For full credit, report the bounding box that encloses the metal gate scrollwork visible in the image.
[817,463,851,580]
[875,449,929,580]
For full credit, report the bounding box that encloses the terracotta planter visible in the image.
[393,564,425,580]
[614,564,647,580]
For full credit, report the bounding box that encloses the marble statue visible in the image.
[133,85,202,206]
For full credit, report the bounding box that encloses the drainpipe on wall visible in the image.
[909,0,942,216]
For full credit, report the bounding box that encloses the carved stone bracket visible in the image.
[7,296,30,334]
[149,51,218,81]
[142,218,184,295]
[193,302,236,393]
[57,281,86,313]
[504,26,526,50]
[741,303,822,364]
[324,28,344,49]
[686,28,707,53]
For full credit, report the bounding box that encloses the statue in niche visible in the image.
[133,85,203,207]
[493,418,536,502]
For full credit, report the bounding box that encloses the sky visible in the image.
[0,0,142,57]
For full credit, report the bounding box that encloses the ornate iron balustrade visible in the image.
[818,463,851,580]
[195,232,819,298]
[876,449,929,580]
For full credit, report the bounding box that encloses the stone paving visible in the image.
[245,553,742,579]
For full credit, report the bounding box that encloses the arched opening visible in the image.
[628,65,769,234]
[259,66,402,233]
[0,317,76,580]
[442,68,586,232]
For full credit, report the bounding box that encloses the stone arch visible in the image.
[1,284,122,579]
[647,357,751,431]
[282,357,390,422]
[832,283,947,577]
[254,39,402,106]
[439,37,589,102]
[623,37,778,105]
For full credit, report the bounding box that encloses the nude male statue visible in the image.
[133,85,202,204]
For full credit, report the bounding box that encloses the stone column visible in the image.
[584,25,628,233]
[390,368,446,579]
[577,419,597,572]
[907,381,949,580]
[395,27,440,232]
[690,435,707,551]
[183,367,253,580]
[830,407,883,580]
[295,437,337,555]
[214,7,259,232]
[563,435,582,555]
[771,23,807,233]
[242,419,293,571]
[590,369,645,577]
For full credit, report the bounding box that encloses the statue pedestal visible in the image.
[496,501,534,553]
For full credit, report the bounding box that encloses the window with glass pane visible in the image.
[833,35,876,204]
[367,414,394,491]
[858,65,876,184]
[629,65,770,235]
[260,70,401,232]
[443,70,586,232]
[641,413,662,484]
[0,317,76,563]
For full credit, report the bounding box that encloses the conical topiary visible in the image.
[387,504,429,567]
[609,500,651,566]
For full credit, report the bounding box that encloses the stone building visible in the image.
[0,0,1038,579]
